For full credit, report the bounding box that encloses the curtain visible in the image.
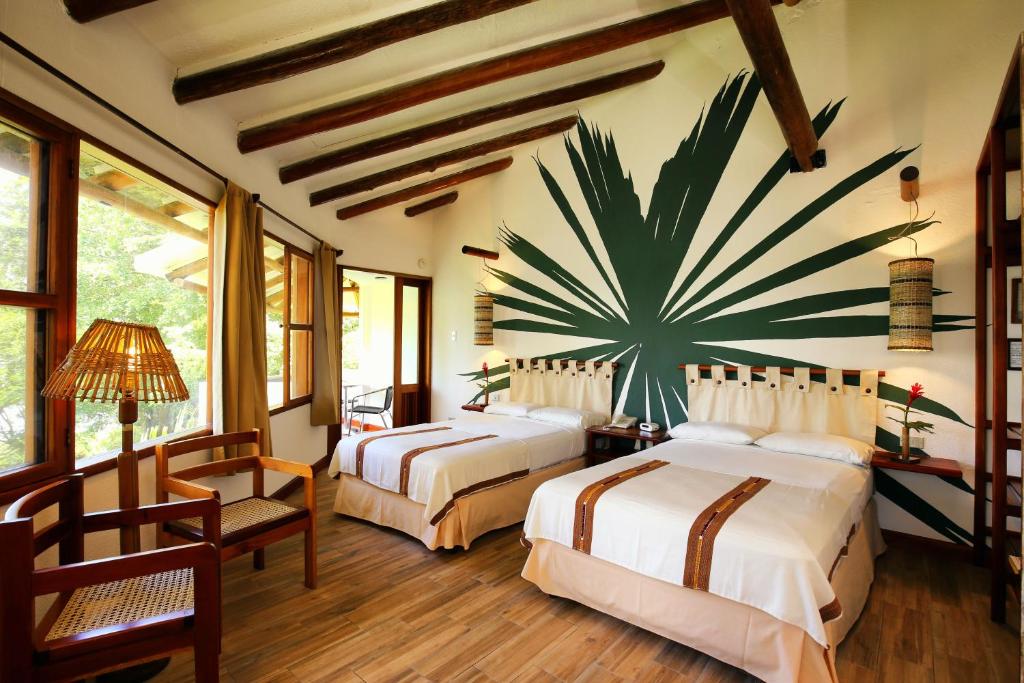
[212,181,272,458]
[311,242,342,425]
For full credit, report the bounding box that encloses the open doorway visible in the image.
[340,267,431,434]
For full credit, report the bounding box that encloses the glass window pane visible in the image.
[0,306,47,473]
[400,285,419,385]
[290,253,312,326]
[75,143,209,459]
[0,120,49,293]
[264,236,285,408]
[290,329,311,398]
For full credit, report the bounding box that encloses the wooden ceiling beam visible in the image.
[239,0,768,152]
[173,0,536,104]
[724,0,818,172]
[166,257,208,281]
[279,61,663,183]
[310,115,576,206]
[62,0,158,23]
[337,157,512,220]
[405,192,459,217]
[79,181,209,242]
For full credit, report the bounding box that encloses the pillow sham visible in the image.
[482,402,539,417]
[755,431,874,467]
[526,406,606,429]
[667,421,766,445]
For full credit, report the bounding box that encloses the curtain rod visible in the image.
[0,30,322,245]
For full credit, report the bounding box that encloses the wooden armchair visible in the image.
[0,474,221,682]
[155,429,317,589]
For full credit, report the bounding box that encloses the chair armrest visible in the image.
[32,542,218,596]
[257,457,314,479]
[163,476,220,501]
[349,387,386,404]
[83,499,220,539]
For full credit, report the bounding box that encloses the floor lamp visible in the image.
[42,318,189,554]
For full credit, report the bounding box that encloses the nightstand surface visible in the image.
[871,451,963,477]
[461,404,486,412]
[585,425,669,467]
[585,424,668,442]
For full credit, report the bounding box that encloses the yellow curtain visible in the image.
[311,242,342,425]
[213,181,272,457]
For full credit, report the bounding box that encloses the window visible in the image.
[264,232,313,411]
[74,142,212,460]
[0,96,75,490]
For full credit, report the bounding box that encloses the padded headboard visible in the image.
[508,358,615,418]
[681,364,882,444]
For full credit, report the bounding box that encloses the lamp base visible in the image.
[96,657,170,682]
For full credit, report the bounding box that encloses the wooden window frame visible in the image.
[0,86,218,500]
[266,230,314,417]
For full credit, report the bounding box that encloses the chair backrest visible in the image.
[155,429,263,504]
[2,474,85,562]
[383,386,394,410]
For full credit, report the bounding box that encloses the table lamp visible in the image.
[42,319,189,554]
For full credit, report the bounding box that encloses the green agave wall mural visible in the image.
[461,72,975,545]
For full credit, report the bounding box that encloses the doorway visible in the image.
[339,267,431,433]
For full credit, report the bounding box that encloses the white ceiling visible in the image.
[114,0,708,209]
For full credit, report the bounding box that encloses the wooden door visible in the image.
[392,276,431,427]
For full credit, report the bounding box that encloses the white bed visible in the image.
[328,412,587,549]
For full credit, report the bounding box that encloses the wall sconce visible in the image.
[463,244,498,347]
[888,166,934,352]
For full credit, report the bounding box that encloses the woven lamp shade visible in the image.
[42,319,189,403]
[887,257,934,352]
[474,294,494,346]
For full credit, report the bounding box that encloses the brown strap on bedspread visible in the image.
[399,434,499,495]
[682,476,771,591]
[571,460,670,554]
[354,427,451,478]
[429,469,530,526]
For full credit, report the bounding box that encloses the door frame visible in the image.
[336,263,432,427]
[393,275,431,427]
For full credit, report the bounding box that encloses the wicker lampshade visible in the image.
[474,293,494,346]
[42,319,189,403]
[888,257,934,352]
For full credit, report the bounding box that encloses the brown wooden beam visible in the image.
[337,157,512,220]
[280,61,663,183]
[405,192,459,217]
[166,257,208,281]
[724,0,818,172]
[78,180,209,242]
[461,245,499,260]
[239,0,759,152]
[62,0,158,22]
[310,116,576,206]
[173,0,535,104]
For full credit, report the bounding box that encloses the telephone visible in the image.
[607,414,637,429]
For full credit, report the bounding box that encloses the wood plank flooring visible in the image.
[157,472,1020,682]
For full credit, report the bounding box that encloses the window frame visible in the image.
[265,230,314,416]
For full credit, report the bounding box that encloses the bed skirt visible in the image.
[333,457,585,550]
[521,499,885,683]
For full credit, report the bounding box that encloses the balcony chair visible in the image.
[347,385,394,435]
[155,429,317,589]
[0,474,221,682]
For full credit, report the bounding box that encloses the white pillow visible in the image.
[482,402,539,417]
[668,421,765,445]
[527,406,606,429]
[755,432,874,467]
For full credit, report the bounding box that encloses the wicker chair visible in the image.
[0,474,221,682]
[155,429,317,589]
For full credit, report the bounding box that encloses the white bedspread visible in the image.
[329,414,584,524]
[522,439,872,646]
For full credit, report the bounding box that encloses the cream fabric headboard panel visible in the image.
[685,365,880,444]
[509,358,614,417]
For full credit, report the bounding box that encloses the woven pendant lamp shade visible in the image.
[474,294,494,346]
[887,257,934,352]
[42,319,189,403]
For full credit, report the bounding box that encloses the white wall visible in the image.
[429,0,1024,542]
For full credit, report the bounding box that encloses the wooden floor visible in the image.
[157,472,1020,683]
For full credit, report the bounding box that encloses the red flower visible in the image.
[907,383,924,406]
[482,362,489,376]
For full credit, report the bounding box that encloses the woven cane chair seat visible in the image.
[168,496,306,543]
[46,568,193,641]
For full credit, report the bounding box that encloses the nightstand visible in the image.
[585,425,669,467]
[461,404,486,412]
[871,451,963,478]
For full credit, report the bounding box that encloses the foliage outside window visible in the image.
[265,232,312,410]
[74,143,211,460]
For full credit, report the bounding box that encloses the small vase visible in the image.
[900,425,911,460]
